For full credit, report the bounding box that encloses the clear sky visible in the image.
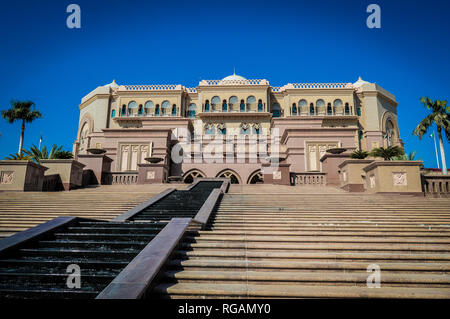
[0,0,448,167]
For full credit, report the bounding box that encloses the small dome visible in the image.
[353,76,370,87]
[221,73,246,81]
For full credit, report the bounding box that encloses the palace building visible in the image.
[73,74,402,184]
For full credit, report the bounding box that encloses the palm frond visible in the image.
[370,146,404,161]
[4,153,32,160]
[350,150,369,159]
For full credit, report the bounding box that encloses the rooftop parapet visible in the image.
[119,84,183,91]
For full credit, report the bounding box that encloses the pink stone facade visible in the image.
[74,75,403,184]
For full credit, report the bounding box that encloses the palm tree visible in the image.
[413,97,449,175]
[370,146,404,161]
[1,100,42,155]
[4,153,32,160]
[24,144,73,164]
[350,150,369,159]
[392,151,417,161]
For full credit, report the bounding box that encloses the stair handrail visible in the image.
[96,217,191,299]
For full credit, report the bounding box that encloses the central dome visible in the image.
[221,73,247,81]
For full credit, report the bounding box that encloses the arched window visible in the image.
[111,109,116,118]
[155,104,160,116]
[247,96,256,111]
[258,100,263,112]
[205,124,215,135]
[253,124,261,135]
[240,100,245,112]
[327,103,332,115]
[205,100,210,112]
[211,96,221,111]
[240,123,250,135]
[222,100,227,112]
[333,99,343,107]
[172,104,177,116]
[218,125,226,135]
[188,103,196,118]
[229,96,238,111]
[309,103,315,115]
[144,101,154,116]
[138,104,143,115]
[128,101,137,116]
[292,103,297,115]
[161,101,171,115]
[316,99,325,114]
[299,99,307,115]
[385,119,395,146]
[271,103,281,118]
[79,123,89,151]
[121,104,126,116]
[344,103,350,115]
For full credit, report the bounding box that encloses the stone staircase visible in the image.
[0,220,168,298]
[0,184,186,239]
[152,189,450,298]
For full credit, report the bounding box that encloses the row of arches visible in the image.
[204,123,262,135]
[204,96,264,113]
[116,100,178,117]
[183,169,263,184]
[112,98,359,119]
[271,99,354,117]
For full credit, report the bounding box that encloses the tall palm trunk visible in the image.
[437,128,447,175]
[18,120,25,156]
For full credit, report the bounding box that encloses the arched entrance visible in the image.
[216,169,241,184]
[183,169,206,183]
[247,170,264,184]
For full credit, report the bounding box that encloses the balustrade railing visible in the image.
[290,172,327,186]
[103,172,138,185]
[421,174,450,197]
[290,83,353,89]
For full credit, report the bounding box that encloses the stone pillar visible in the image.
[338,159,374,192]
[320,153,351,186]
[362,160,423,196]
[262,163,291,185]
[137,163,169,184]
[77,154,113,185]
[0,160,48,191]
[40,159,86,191]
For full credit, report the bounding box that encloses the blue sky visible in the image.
[0,0,448,167]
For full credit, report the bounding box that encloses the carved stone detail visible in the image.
[273,170,281,180]
[0,171,14,184]
[392,172,407,186]
[146,171,155,180]
[369,175,376,188]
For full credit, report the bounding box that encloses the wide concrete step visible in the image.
[208,226,450,231]
[168,258,450,272]
[174,250,450,261]
[181,241,450,252]
[165,270,450,286]
[153,282,450,298]
[197,230,450,237]
[186,235,450,244]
